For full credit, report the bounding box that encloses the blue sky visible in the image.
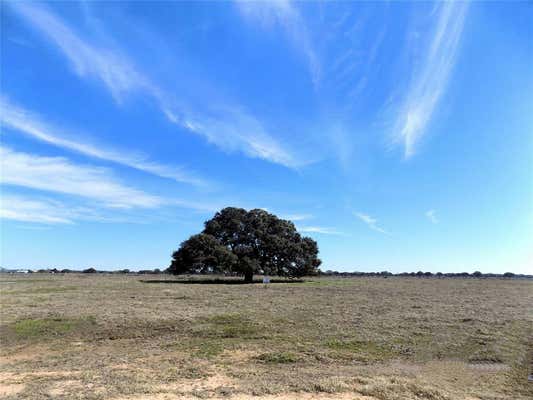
[1,1,532,273]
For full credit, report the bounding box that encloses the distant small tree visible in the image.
[472,271,482,278]
[83,267,97,273]
[503,272,515,278]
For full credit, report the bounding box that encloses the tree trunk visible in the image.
[244,271,253,283]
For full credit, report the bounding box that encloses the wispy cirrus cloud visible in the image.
[425,209,438,224]
[394,2,468,157]
[0,97,209,187]
[0,193,118,225]
[1,194,75,224]
[11,2,301,168]
[0,146,226,219]
[10,1,150,104]
[297,226,341,235]
[281,213,313,222]
[177,106,301,168]
[0,146,164,209]
[354,212,389,235]
[235,0,320,87]
[0,190,221,226]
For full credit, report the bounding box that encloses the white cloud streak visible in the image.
[281,213,313,222]
[10,1,151,104]
[0,190,220,226]
[0,146,226,221]
[395,2,468,157]
[1,146,163,209]
[178,106,300,168]
[1,195,75,224]
[354,212,389,235]
[297,226,341,235]
[0,193,119,225]
[425,209,438,224]
[236,0,320,87]
[11,2,300,168]
[0,97,209,187]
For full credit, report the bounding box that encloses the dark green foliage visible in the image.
[168,207,321,281]
[169,233,237,275]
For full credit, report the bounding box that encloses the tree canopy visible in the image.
[168,207,321,281]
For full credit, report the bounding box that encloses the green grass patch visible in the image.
[207,313,245,325]
[194,341,225,358]
[12,316,96,339]
[161,337,227,359]
[179,364,211,379]
[200,313,262,339]
[0,278,52,283]
[255,351,298,364]
[302,279,360,287]
[3,286,79,295]
[32,286,79,294]
[325,339,395,361]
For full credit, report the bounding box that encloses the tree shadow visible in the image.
[140,278,305,285]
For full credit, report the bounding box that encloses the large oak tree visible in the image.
[168,207,321,282]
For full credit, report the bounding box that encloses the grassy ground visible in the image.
[0,274,532,399]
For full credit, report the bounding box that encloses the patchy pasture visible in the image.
[1,274,532,399]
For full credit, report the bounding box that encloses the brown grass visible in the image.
[0,273,532,399]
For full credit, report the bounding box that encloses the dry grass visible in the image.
[0,273,532,399]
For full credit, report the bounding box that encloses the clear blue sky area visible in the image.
[1,1,532,273]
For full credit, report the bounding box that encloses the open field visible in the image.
[1,274,532,400]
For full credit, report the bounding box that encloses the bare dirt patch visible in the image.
[47,379,83,396]
[0,383,25,397]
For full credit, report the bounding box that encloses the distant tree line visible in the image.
[319,270,531,279]
[1,267,529,279]
[1,268,163,274]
